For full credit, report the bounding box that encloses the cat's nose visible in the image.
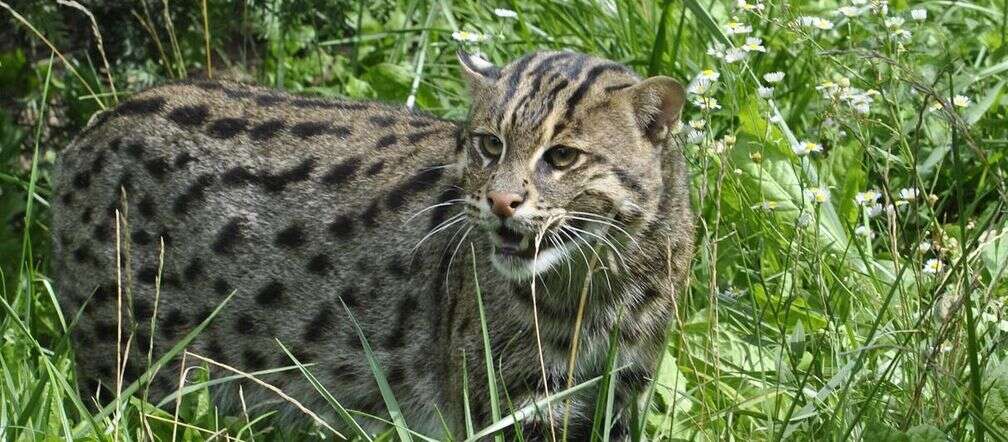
[486,191,524,218]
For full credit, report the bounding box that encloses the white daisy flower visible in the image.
[741,37,767,52]
[687,129,705,144]
[737,0,765,12]
[698,69,720,82]
[725,20,753,35]
[866,203,883,218]
[723,48,748,63]
[928,101,943,112]
[493,8,518,18]
[763,72,785,83]
[797,211,814,227]
[792,140,823,156]
[855,190,881,206]
[753,200,779,210]
[688,119,707,130]
[918,241,932,253]
[805,187,831,204]
[898,187,919,201]
[800,16,835,30]
[953,95,971,107]
[757,86,774,98]
[694,96,722,110]
[923,258,944,274]
[688,81,712,95]
[451,30,487,43]
[854,225,874,237]
[836,6,863,17]
[911,9,927,20]
[885,16,905,28]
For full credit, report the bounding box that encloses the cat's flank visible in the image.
[52,50,693,439]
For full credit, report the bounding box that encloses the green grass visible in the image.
[2,0,1008,440]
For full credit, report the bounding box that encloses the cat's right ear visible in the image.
[457,50,499,95]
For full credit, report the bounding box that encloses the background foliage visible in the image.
[1,0,1007,440]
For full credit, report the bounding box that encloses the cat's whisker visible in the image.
[404,199,467,224]
[444,225,474,287]
[557,226,611,291]
[565,224,628,271]
[411,213,467,254]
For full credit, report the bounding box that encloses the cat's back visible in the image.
[52,80,464,412]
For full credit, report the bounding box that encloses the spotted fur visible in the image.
[52,51,693,439]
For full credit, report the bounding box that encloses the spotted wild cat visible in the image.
[52,50,693,439]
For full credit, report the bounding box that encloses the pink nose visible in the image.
[486,191,524,218]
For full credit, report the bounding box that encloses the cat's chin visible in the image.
[489,244,569,280]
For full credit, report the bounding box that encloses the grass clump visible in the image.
[1,0,1007,440]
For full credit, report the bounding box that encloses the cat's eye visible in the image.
[543,145,581,170]
[474,134,504,161]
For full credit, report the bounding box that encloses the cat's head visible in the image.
[456,50,686,280]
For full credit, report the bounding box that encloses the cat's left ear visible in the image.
[620,76,686,143]
[457,50,500,95]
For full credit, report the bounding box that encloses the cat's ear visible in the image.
[621,76,686,143]
[457,50,499,94]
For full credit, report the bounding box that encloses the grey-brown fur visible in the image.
[52,50,693,439]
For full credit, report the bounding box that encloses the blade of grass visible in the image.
[339,297,414,442]
[275,339,372,441]
[470,245,504,442]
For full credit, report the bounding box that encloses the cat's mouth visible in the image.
[491,225,555,260]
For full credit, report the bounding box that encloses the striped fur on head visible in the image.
[457,50,686,280]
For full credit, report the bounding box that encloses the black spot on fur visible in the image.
[384,297,417,348]
[125,141,144,158]
[138,195,157,219]
[206,340,228,364]
[428,187,463,231]
[212,217,244,255]
[222,166,257,186]
[144,157,171,180]
[366,161,385,176]
[158,229,173,246]
[174,152,196,169]
[307,254,332,275]
[60,192,74,206]
[213,278,231,296]
[369,115,396,127]
[94,320,117,342]
[303,303,333,343]
[234,313,258,335]
[108,137,122,152]
[332,363,358,381]
[328,215,355,239]
[274,223,306,248]
[386,165,445,211]
[256,94,285,107]
[131,298,154,321]
[72,245,97,265]
[375,134,397,149]
[80,207,93,224]
[167,104,209,126]
[407,129,442,145]
[290,121,330,138]
[259,158,316,192]
[249,119,286,140]
[184,258,204,281]
[330,126,352,138]
[408,118,433,128]
[117,96,166,116]
[161,308,188,340]
[92,223,111,243]
[72,171,91,189]
[90,151,106,174]
[321,157,362,186]
[223,87,254,99]
[173,173,216,215]
[387,365,405,385]
[340,287,358,308]
[138,266,158,284]
[131,229,152,246]
[254,280,285,306]
[386,257,408,279]
[243,350,267,370]
[207,118,248,139]
[361,200,382,227]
